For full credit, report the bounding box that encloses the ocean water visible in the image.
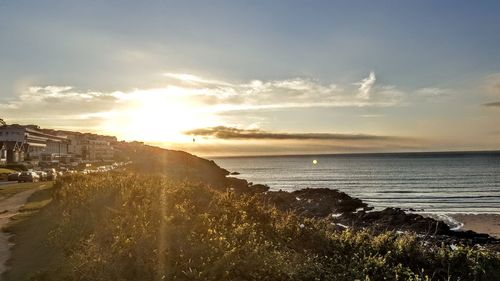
[212,152,500,214]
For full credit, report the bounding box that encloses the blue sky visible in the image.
[1,1,499,155]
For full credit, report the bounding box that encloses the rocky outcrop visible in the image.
[338,208,451,234]
[335,208,500,245]
[123,143,499,247]
[261,188,368,217]
[249,184,270,193]
[221,175,500,245]
[260,188,500,245]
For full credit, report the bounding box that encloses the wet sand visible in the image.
[451,214,500,239]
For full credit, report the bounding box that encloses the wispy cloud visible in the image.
[2,86,122,116]
[0,86,125,132]
[163,73,234,87]
[415,87,452,102]
[484,73,500,95]
[164,71,403,110]
[0,72,409,136]
[480,74,500,108]
[356,71,376,99]
[3,73,405,118]
[415,87,450,97]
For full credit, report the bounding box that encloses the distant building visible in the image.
[87,139,115,161]
[0,124,70,164]
[0,143,7,164]
[67,133,116,161]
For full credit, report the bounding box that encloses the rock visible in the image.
[337,208,451,235]
[222,178,270,195]
[292,188,367,214]
[230,171,241,175]
[333,207,500,246]
[261,188,367,217]
[249,184,269,193]
[224,177,249,192]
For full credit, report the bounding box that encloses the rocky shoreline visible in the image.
[121,144,500,249]
[224,175,500,249]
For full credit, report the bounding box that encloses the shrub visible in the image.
[26,173,500,281]
[0,164,29,171]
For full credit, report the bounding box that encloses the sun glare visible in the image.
[103,87,217,143]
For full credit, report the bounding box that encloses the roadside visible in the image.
[0,182,52,279]
[0,182,46,200]
[1,182,60,281]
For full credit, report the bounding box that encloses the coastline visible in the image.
[451,214,500,239]
[3,147,500,279]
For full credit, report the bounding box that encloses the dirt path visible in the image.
[0,186,43,278]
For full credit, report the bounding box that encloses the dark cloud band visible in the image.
[185,126,398,141]
[483,101,500,107]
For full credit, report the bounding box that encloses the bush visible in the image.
[23,173,500,280]
[0,164,29,171]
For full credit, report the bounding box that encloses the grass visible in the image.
[17,184,54,213]
[1,182,56,281]
[0,182,49,199]
[0,168,16,181]
[1,182,53,224]
[0,168,16,174]
[2,172,499,281]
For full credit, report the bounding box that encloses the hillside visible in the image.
[3,146,500,281]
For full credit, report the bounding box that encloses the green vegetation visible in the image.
[0,168,15,180]
[0,182,48,199]
[3,172,499,281]
[0,164,29,172]
[0,168,16,174]
[2,182,55,280]
[17,183,54,213]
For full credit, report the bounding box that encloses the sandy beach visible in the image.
[452,214,500,239]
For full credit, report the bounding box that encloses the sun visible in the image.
[103,87,217,143]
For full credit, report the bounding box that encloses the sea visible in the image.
[212,151,500,215]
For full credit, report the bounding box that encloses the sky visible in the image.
[0,0,499,156]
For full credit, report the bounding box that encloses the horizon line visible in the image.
[207,149,500,159]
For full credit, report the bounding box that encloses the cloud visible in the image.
[484,73,500,96]
[0,72,409,137]
[482,101,500,107]
[479,74,500,109]
[415,87,450,97]
[163,73,234,87]
[164,71,404,109]
[0,85,126,132]
[355,71,376,99]
[182,125,424,156]
[185,126,400,141]
[4,85,122,114]
[2,73,405,123]
[415,87,452,102]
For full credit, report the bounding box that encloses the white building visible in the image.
[0,124,69,164]
[67,133,116,161]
